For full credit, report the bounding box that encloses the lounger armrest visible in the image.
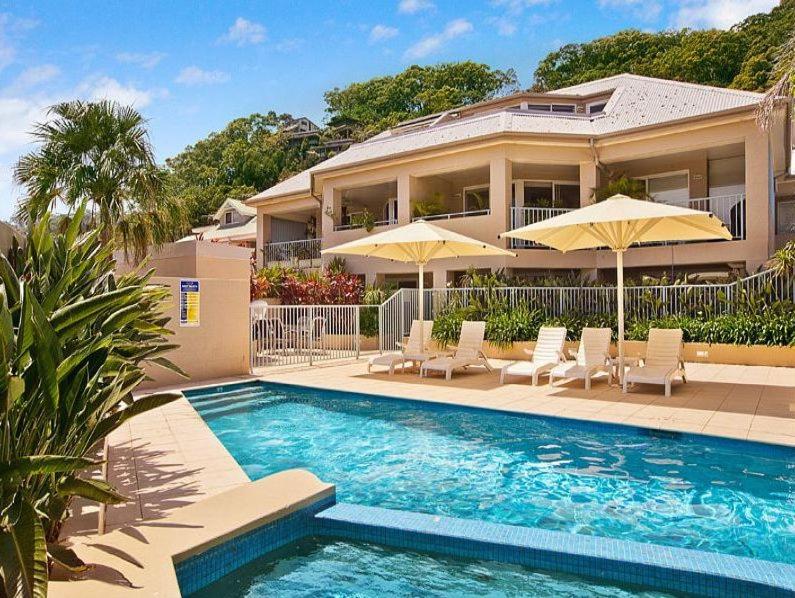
[567,348,577,358]
[396,341,406,349]
[557,350,567,362]
[522,348,534,357]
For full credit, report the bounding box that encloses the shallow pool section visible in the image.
[185,382,795,565]
[189,536,671,598]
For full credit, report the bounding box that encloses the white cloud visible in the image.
[219,17,266,46]
[492,0,553,13]
[80,76,166,108]
[369,24,399,43]
[0,13,40,73]
[175,66,230,86]
[12,64,59,88]
[398,0,435,14]
[275,38,304,53]
[116,51,166,69]
[490,16,517,36]
[404,18,472,60]
[673,0,777,29]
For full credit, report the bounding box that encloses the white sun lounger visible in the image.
[420,321,491,380]
[368,320,434,374]
[500,326,567,385]
[549,327,612,390]
[623,328,687,398]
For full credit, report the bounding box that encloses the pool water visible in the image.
[187,383,795,564]
[189,537,673,598]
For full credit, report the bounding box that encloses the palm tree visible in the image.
[591,174,653,202]
[757,32,795,129]
[14,100,186,260]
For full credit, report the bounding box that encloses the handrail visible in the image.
[412,209,491,222]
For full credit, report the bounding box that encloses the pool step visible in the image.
[196,397,296,420]
[189,391,263,410]
[184,382,262,400]
[187,386,263,404]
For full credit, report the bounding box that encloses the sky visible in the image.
[0,0,780,219]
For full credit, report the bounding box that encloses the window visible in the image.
[587,101,607,115]
[224,212,233,224]
[526,104,575,114]
[463,186,490,213]
[778,199,795,234]
[642,173,689,205]
[514,181,580,208]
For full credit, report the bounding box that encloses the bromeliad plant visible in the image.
[0,204,183,597]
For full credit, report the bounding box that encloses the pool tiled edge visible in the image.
[314,503,795,598]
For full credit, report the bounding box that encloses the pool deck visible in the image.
[54,358,795,596]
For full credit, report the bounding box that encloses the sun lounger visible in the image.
[500,326,567,385]
[549,327,612,389]
[420,321,491,380]
[368,320,434,374]
[622,328,686,398]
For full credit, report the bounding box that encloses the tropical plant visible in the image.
[0,204,182,597]
[14,100,187,261]
[348,209,376,232]
[592,175,652,202]
[412,193,446,218]
[325,257,348,276]
[768,240,795,276]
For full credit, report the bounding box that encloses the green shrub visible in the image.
[485,305,545,347]
[359,306,379,337]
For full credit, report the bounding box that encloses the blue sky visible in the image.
[0,0,779,219]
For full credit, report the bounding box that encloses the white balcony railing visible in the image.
[664,194,746,240]
[412,209,491,222]
[264,238,322,266]
[334,219,397,232]
[510,206,574,248]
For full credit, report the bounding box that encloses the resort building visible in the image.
[247,74,793,285]
[180,198,257,249]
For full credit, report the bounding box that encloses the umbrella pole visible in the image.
[418,262,424,323]
[616,249,625,385]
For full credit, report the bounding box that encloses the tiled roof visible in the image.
[249,75,764,200]
[215,198,257,218]
[180,217,257,242]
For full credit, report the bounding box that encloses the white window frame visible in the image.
[586,100,608,115]
[637,170,691,198]
[462,184,491,213]
[224,211,234,224]
[512,179,580,208]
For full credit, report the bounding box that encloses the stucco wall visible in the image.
[115,241,252,279]
[139,276,250,389]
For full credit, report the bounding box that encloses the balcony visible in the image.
[664,194,746,240]
[333,218,397,232]
[412,209,491,222]
[264,238,322,267]
[509,206,574,248]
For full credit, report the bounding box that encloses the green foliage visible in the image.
[0,208,182,595]
[412,193,447,218]
[324,62,519,136]
[14,100,186,262]
[326,257,348,276]
[348,209,376,232]
[532,1,795,92]
[485,305,545,347]
[768,241,795,276]
[164,112,322,227]
[593,175,653,202]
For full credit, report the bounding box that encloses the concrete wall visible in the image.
[118,242,252,389]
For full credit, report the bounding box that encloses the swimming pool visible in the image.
[189,536,672,598]
[186,382,795,565]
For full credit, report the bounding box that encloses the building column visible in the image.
[321,182,341,248]
[744,129,774,268]
[256,210,271,268]
[432,268,448,289]
[489,156,512,247]
[397,172,412,224]
[579,160,599,206]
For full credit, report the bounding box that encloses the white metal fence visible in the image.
[251,268,793,367]
[250,303,361,368]
[510,207,573,248]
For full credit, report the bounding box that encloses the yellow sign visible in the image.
[180,279,200,327]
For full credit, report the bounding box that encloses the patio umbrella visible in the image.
[321,219,515,339]
[500,194,732,382]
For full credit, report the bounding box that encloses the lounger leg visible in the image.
[665,378,671,398]
[532,371,539,386]
[585,375,591,391]
[446,368,452,381]
[500,369,506,384]
[367,363,372,373]
[622,377,628,394]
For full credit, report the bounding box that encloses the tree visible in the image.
[592,175,652,202]
[757,2,795,127]
[532,0,795,92]
[164,112,319,227]
[324,62,519,137]
[14,100,185,260]
[0,205,181,597]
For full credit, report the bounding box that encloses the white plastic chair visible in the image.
[368,320,434,374]
[500,326,567,385]
[420,321,491,380]
[549,327,612,389]
[623,328,686,397]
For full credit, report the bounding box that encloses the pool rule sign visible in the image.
[179,279,200,327]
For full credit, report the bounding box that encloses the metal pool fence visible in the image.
[250,269,793,368]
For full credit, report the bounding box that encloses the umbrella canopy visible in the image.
[501,194,732,383]
[322,219,515,336]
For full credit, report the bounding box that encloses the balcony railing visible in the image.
[334,218,397,232]
[264,238,322,266]
[412,209,491,222]
[664,194,746,240]
[510,206,574,248]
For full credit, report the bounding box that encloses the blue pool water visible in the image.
[190,537,672,598]
[187,382,795,565]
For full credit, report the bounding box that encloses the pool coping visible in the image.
[315,503,795,598]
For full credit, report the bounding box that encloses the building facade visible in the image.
[247,75,793,286]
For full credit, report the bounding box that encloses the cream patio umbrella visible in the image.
[500,194,732,382]
[321,219,515,338]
